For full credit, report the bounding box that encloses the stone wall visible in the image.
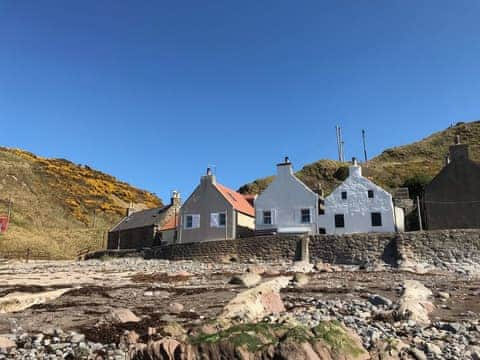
[396,229,480,265]
[147,236,300,263]
[140,229,480,266]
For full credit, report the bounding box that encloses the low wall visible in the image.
[129,229,480,266]
[396,229,480,266]
[147,236,300,263]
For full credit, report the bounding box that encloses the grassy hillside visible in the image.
[0,147,162,259]
[239,121,480,195]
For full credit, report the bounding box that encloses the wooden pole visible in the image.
[416,196,423,231]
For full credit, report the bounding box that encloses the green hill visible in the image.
[0,147,162,259]
[239,121,480,195]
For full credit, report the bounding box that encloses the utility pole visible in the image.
[335,125,345,162]
[7,196,12,221]
[416,196,423,231]
[362,129,368,163]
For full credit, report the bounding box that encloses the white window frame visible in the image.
[184,214,200,229]
[300,208,311,224]
[263,210,272,225]
[210,212,226,228]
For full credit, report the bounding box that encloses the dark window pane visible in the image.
[219,213,226,226]
[368,190,374,198]
[186,216,193,228]
[341,191,347,200]
[263,211,272,225]
[301,209,311,223]
[334,214,345,228]
[371,212,382,227]
[318,227,326,234]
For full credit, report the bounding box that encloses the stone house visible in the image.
[107,192,181,249]
[424,136,480,230]
[254,157,320,235]
[318,158,402,234]
[178,168,255,243]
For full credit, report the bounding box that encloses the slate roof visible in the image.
[214,183,255,217]
[110,205,172,232]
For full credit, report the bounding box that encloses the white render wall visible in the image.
[255,162,319,234]
[317,164,396,234]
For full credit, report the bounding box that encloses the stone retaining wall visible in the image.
[134,229,480,266]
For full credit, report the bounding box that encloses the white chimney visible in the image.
[276,156,293,178]
[349,157,362,177]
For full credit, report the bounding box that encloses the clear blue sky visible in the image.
[1,1,479,202]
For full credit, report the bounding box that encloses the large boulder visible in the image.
[0,288,71,313]
[397,280,434,326]
[220,277,290,323]
[0,336,16,350]
[229,273,262,288]
[111,308,141,323]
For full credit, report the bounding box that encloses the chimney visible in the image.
[349,157,362,177]
[445,153,451,166]
[126,202,135,217]
[276,156,293,177]
[170,190,181,208]
[449,135,469,162]
[201,167,216,185]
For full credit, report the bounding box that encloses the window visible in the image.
[185,214,200,229]
[341,191,347,200]
[301,209,311,224]
[368,190,374,198]
[334,214,345,228]
[210,212,226,227]
[219,213,226,226]
[186,215,193,229]
[318,227,326,234]
[263,210,272,225]
[371,212,382,227]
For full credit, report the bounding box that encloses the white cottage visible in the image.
[255,157,319,235]
[318,158,403,234]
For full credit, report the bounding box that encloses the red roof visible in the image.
[161,214,179,231]
[214,183,255,217]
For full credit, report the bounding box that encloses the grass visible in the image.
[0,146,162,259]
[239,121,480,195]
[189,320,367,357]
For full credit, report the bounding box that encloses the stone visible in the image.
[425,342,442,356]
[410,347,427,360]
[229,273,262,288]
[397,280,434,326]
[314,261,333,273]
[0,336,16,350]
[220,276,290,323]
[161,322,186,339]
[291,261,314,273]
[168,302,184,314]
[247,265,266,274]
[438,291,450,300]
[293,273,310,287]
[368,294,392,307]
[111,308,141,323]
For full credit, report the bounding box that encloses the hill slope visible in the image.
[239,121,480,195]
[0,147,162,258]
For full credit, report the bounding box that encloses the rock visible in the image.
[161,322,186,339]
[168,271,192,278]
[111,308,141,323]
[229,273,262,288]
[247,265,266,274]
[0,336,16,350]
[438,291,450,300]
[425,342,442,356]
[410,347,427,360]
[0,288,71,313]
[314,261,333,273]
[168,302,184,314]
[291,261,314,273]
[133,338,181,359]
[397,280,434,326]
[220,276,290,323]
[438,322,463,333]
[123,330,139,345]
[293,273,310,287]
[368,294,392,307]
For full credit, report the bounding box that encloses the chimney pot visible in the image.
[206,167,212,176]
[284,156,290,164]
[352,157,358,166]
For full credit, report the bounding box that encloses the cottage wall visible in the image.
[255,162,319,234]
[318,164,396,234]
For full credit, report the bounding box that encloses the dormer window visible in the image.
[368,190,374,198]
[341,191,347,200]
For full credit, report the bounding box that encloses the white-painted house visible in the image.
[318,159,403,234]
[255,158,319,235]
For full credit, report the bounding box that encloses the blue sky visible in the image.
[1,1,479,202]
